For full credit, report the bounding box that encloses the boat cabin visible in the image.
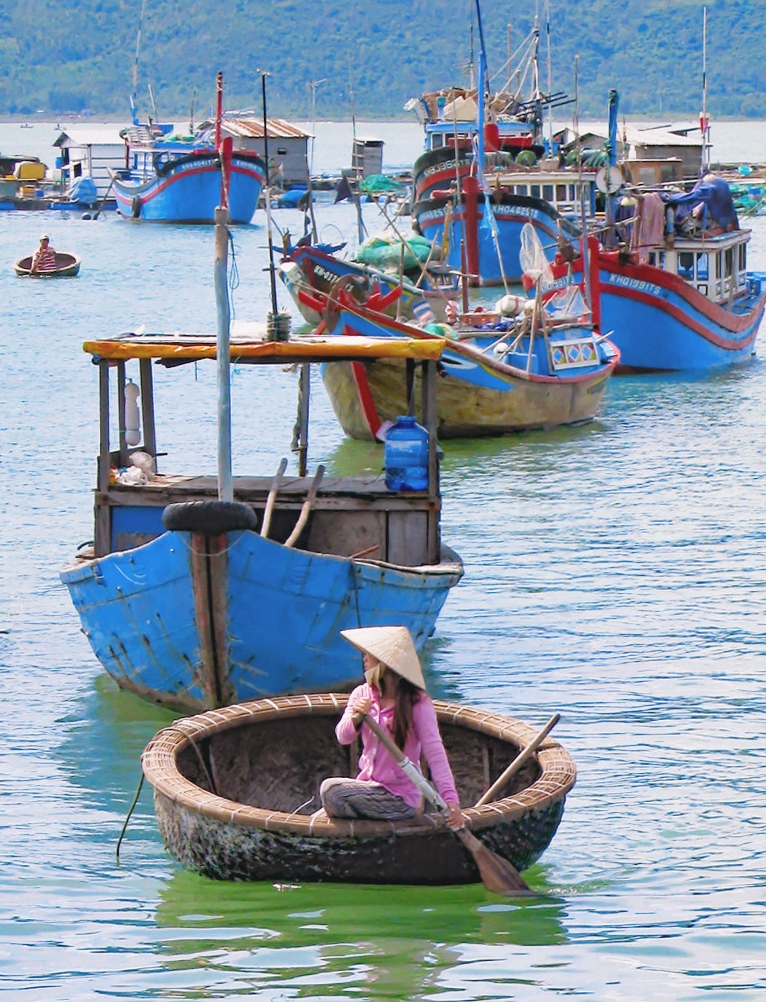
[491,169,596,218]
[647,230,753,305]
[407,89,539,156]
[83,331,448,568]
[117,124,198,180]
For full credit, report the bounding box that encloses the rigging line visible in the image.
[489,29,536,88]
[227,229,240,292]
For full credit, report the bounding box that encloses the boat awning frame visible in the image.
[83,332,446,365]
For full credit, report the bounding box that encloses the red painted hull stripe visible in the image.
[350,361,382,437]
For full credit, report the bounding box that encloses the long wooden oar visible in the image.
[260,457,287,539]
[362,713,532,896]
[284,465,324,548]
[474,713,560,808]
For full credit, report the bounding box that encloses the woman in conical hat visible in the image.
[319,625,463,828]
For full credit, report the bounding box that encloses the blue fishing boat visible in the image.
[554,179,766,372]
[112,73,266,224]
[112,135,265,224]
[413,184,585,286]
[59,330,463,712]
[408,1,591,286]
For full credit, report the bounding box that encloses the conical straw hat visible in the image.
[341,626,426,690]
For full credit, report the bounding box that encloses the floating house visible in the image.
[53,126,126,199]
[351,137,384,178]
[557,123,703,180]
[197,116,311,186]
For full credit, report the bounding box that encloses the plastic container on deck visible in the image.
[384,415,429,491]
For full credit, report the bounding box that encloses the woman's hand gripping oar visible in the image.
[362,713,533,896]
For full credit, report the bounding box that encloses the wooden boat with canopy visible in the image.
[59,329,463,712]
[141,693,577,884]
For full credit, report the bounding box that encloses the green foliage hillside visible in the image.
[1,0,763,120]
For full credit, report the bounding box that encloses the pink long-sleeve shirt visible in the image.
[335,683,459,811]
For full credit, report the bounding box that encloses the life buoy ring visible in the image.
[162,501,258,535]
[131,195,142,219]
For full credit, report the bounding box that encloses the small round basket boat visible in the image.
[14,252,81,277]
[141,694,576,885]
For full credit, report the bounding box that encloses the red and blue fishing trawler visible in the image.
[556,177,766,372]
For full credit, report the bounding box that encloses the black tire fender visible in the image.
[162,501,258,534]
[131,195,142,219]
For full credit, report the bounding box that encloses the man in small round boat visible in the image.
[31,233,57,274]
[317,626,464,828]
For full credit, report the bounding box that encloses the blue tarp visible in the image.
[665,176,739,233]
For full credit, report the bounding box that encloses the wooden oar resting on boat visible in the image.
[140,693,576,886]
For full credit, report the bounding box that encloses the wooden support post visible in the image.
[95,360,111,557]
[214,204,233,502]
[297,363,310,477]
[422,359,440,563]
[138,357,157,468]
[189,532,234,708]
[406,358,416,416]
[116,360,128,468]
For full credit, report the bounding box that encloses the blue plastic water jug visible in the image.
[384,416,429,491]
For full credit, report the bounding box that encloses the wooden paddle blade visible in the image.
[456,828,533,896]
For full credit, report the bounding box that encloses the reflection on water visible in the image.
[154,872,567,998]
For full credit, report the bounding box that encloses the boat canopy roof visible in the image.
[82,331,446,364]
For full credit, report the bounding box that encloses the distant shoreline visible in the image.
[3,116,766,127]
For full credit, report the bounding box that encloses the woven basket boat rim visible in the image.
[141,693,577,837]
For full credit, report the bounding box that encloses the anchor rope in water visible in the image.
[116,772,144,863]
[116,727,215,862]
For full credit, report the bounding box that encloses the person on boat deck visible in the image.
[31,233,56,273]
[319,625,464,829]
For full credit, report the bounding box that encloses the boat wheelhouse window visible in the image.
[543,184,554,201]
[531,184,541,198]
[678,252,694,280]
[715,253,722,279]
[569,184,576,201]
[432,134,443,149]
[739,243,746,271]
[515,184,528,196]
[556,184,567,201]
[696,253,709,281]
[648,251,666,268]
[724,248,733,277]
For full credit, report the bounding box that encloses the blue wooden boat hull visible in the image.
[113,152,265,224]
[413,193,580,285]
[595,254,766,372]
[60,528,462,711]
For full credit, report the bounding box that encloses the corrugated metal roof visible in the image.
[219,117,311,140]
[568,123,702,149]
[53,127,125,148]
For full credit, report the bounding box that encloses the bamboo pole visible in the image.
[214,205,233,503]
